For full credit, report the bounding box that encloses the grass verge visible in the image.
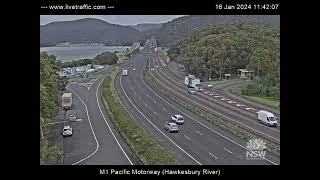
[230,87,280,109]
[101,70,177,165]
[144,71,280,157]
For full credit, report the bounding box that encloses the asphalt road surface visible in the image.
[114,38,280,165]
[150,55,280,147]
[63,64,140,165]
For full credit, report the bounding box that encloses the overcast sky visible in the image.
[40,15,185,26]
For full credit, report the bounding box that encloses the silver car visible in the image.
[188,88,196,95]
[165,122,179,132]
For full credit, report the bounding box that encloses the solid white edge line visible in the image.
[96,74,133,165]
[67,88,100,165]
[145,57,278,165]
[149,58,280,142]
[120,69,202,165]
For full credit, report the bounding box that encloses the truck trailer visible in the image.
[62,93,73,110]
[185,75,202,90]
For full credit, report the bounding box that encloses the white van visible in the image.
[257,110,277,127]
[122,69,128,76]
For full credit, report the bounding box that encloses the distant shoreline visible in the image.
[40,43,125,48]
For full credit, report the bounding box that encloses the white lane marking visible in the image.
[228,101,237,104]
[246,107,256,111]
[149,65,280,143]
[209,152,218,159]
[220,98,230,101]
[153,111,158,115]
[144,103,148,107]
[97,75,133,165]
[153,100,157,104]
[88,76,102,91]
[184,135,191,140]
[162,107,167,112]
[224,148,233,154]
[145,59,278,165]
[68,88,99,165]
[214,96,221,98]
[120,74,202,165]
[204,91,210,94]
[195,130,203,136]
[236,104,246,107]
[209,94,214,96]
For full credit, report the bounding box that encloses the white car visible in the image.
[63,126,73,137]
[171,115,184,124]
[151,68,154,71]
[165,122,179,132]
[188,88,196,95]
[133,68,136,71]
[68,114,76,121]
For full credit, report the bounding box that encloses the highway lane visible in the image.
[211,80,280,118]
[151,54,280,145]
[64,64,139,165]
[115,39,279,165]
[157,54,280,119]
[63,85,96,165]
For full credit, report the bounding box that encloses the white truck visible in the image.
[122,69,128,76]
[62,93,72,110]
[257,110,277,127]
[185,75,202,91]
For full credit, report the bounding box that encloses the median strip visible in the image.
[101,70,177,165]
[144,65,280,157]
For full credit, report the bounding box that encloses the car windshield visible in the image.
[171,125,178,128]
[268,117,275,121]
[178,117,183,120]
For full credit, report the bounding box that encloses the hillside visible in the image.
[167,22,280,98]
[130,23,162,32]
[151,15,280,46]
[40,18,142,47]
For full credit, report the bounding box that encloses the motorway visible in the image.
[210,80,280,118]
[63,64,140,165]
[150,53,280,147]
[114,38,280,165]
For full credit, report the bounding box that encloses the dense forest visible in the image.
[61,51,118,68]
[144,15,279,46]
[41,16,279,47]
[167,22,280,98]
[40,52,68,164]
